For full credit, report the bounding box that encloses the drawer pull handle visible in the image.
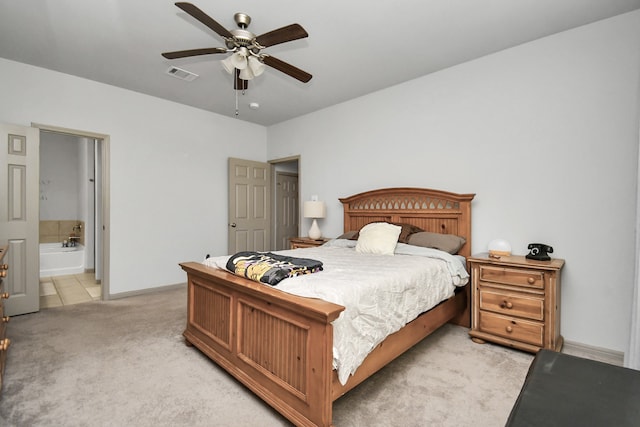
[1,316,8,323]
[0,264,8,270]
[0,292,9,299]
[527,277,535,284]
[0,338,9,351]
[506,326,513,333]
[500,301,513,309]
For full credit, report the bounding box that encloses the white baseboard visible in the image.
[562,340,624,366]
[107,282,186,300]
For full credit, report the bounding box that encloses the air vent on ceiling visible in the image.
[166,66,199,82]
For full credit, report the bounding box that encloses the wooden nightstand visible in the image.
[289,237,330,249]
[468,253,564,353]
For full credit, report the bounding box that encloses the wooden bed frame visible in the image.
[180,187,475,427]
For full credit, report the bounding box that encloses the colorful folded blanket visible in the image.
[226,251,323,286]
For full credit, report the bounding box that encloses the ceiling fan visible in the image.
[162,2,312,90]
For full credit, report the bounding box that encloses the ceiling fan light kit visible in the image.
[221,49,266,80]
[162,2,312,116]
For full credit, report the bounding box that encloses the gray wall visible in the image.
[268,11,640,355]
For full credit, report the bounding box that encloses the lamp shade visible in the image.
[239,66,254,80]
[303,201,326,219]
[230,51,248,69]
[222,51,248,75]
[248,56,265,77]
[221,56,235,74]
[239,57,265,80]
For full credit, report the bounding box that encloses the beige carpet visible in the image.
[0,286,533,426]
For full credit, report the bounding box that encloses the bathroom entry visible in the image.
[38,127,108,306]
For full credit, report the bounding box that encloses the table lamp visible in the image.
[303,200,326,240]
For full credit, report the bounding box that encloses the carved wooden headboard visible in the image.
[339,187,475,258]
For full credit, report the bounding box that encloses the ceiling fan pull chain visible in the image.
[235,83,239,116]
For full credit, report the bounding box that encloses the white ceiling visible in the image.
[1,0,639,126]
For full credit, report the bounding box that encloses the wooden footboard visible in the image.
[181,262,344,427]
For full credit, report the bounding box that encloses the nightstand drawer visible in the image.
[479,265,544,289]
[479,311,544,347]
[0,281,4,340]
[479,289,544,321]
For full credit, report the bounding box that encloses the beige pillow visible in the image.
[355,222,402,255]
[407,231,466,254]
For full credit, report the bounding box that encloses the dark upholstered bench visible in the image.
[505,349,640,427]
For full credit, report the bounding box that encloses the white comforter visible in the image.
[203,238,468,385]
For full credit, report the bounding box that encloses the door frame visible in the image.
[33,123,111,300]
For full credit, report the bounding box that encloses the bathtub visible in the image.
[40,243,85,277]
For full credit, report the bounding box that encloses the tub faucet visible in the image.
[73,223,82,232]
[68,236,80,247]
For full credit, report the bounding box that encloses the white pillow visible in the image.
[355,222,402,255]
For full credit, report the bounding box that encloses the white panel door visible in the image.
[0,123,40,316]
[275,173,299,250]
[228,158,271,254]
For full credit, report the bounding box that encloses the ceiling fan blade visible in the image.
[162,47,227,59]
[255,24,308,48]
[262,55,312,83]
[175,2,233,39]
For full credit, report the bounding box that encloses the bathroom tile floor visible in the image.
[40,272,101,308]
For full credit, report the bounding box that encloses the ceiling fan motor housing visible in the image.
[227,13,258,51]
[228,28,258,50]
[234,13,251,28]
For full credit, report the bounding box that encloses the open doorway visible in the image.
[36,124,110,307]
[271,157,299,250]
